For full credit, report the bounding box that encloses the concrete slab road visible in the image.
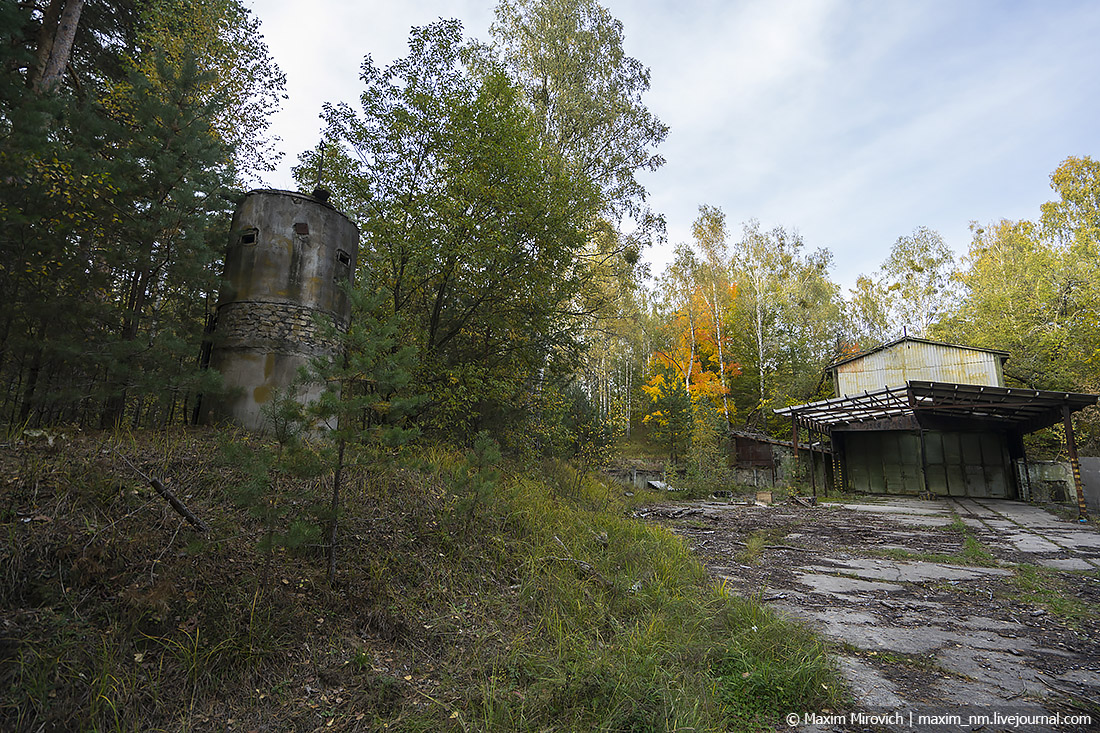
[645,496,1100,732]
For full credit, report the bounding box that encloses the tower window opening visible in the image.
[334,249,352,282]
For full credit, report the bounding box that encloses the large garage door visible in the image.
[843,431,922,494]
[842,430,1014,498]
[923,430,1012,499]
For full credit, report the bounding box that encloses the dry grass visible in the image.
[0,427,845,732]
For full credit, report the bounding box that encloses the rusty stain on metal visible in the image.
[832,337,1007,397]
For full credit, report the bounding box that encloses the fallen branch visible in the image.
[149,477,209,533]
[107,445,209,533]
[552,536,613,588]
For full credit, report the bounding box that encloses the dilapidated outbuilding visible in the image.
[727,429,830,488]
[775,337,1097,515]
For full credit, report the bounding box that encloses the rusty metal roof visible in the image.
[775,380,1098,435]
[729,429,830,453]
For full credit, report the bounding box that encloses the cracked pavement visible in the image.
[640,496,1100,732]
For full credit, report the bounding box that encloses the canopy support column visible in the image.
[1063,405,1089,521]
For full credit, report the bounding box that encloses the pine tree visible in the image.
[306,284,422,584]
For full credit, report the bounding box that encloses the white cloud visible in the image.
[245,0,1100,290]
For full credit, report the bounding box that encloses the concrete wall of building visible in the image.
[835,340,1005,396]
[1018,461,1073,502]
[201,189,358,431]
[1080,457,1100,514]
[1015,459,1099,514]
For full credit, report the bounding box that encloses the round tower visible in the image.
[202,189,358,431]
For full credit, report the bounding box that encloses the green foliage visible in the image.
[570,394,613,467]
[931,157,1100,450]
[710,597,838,728]
[1010,564,1098,625]
[508,382,574,458]
[448,430,503,533]
[244,281,428,585]
[641,365,693,465]
[726,220,843,433]
[452,459,843,731]
[879,225,957,338]
[307,283,422,451]
[491,0,668,233]
[0,0,282,430]
[0,48,235,429]
[937,208,1099,395]
[221,408,325,565]
[845,274,893,349]
[117,0,287,180]
[297,20,599,438]
[684,397,729,497]
[2,428,845,732]
[1041,155,1100,250]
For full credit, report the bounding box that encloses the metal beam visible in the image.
[1063,404,1089,521]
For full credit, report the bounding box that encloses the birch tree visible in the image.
[491,0,667,236]
[692,205,734,425]
[730,220,842,429]
[880,226,956,337]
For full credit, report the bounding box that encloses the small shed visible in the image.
[775,337,1098,514]
[728,429,831,490]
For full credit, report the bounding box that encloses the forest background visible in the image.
[2,1,1100,730]
[2,0,1099,468]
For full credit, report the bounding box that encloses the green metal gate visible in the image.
[841,430,1014,498]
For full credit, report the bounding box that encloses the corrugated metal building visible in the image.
[831,338,1006,396]
[775,337,1097,512]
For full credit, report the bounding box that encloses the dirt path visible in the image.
[640,497,1100,732]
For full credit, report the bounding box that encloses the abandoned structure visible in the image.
[199,189,358,431]
[774,337,1098,515]
[728,429,830,488]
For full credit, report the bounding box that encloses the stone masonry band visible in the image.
[215,300,347,354]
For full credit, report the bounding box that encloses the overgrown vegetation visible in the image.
[1009,564,1100,626]
[1,429,845,732]
[867,513,1000,568]
[3,0,1095,726]
[736,524,801,566]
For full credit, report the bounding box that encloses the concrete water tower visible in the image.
[201,189,358,431]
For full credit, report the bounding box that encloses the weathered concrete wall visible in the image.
[1019,461,1073,503]
[202,189,358,431]
[1081,457,1100,514]
[1017,459,1100,514]
[764,446,830,493]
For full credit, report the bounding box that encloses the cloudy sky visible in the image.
[245,0,1100,290]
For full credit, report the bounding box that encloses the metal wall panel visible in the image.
[842,429,1015,498]
[836,341,1004,396]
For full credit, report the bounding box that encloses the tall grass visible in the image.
[1,430,845,732]
[408,455,846,731]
